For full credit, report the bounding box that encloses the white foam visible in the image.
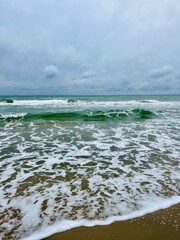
[0,99,180,109]
[23,196,180,240]
[0,99,68,106]
[0,113,27,118]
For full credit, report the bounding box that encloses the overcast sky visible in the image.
[0,0,180,95]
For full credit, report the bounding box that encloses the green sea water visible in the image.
[0,95,180,239]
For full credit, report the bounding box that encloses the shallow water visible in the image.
[0,95,180,239]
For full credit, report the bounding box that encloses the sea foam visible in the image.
[23,196,180,240]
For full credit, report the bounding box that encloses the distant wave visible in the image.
[0,98,179,109]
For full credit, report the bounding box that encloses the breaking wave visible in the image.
[0,109,155,122]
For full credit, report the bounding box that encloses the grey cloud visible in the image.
[70,69,105,82]
[43,65,59,78]
[82,69,105,79]
[150,66,174,79]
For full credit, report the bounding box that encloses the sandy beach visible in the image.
[46,204,180,240]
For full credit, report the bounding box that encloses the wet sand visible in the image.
[45,204,180,240]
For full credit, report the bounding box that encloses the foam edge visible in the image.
[22,196,180,240]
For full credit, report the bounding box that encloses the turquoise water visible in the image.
[0,95,180,239]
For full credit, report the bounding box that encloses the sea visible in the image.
[0,95,180,239]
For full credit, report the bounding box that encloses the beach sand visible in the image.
[45,203,179,240]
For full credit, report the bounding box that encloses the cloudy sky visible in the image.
[0,0,180,95]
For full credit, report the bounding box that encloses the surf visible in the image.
[0,108,156,122]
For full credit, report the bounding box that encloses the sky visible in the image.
[0,0,180,95]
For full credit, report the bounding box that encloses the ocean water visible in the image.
[0,95,180,239]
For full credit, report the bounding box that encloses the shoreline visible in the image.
[45,203,180,240]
